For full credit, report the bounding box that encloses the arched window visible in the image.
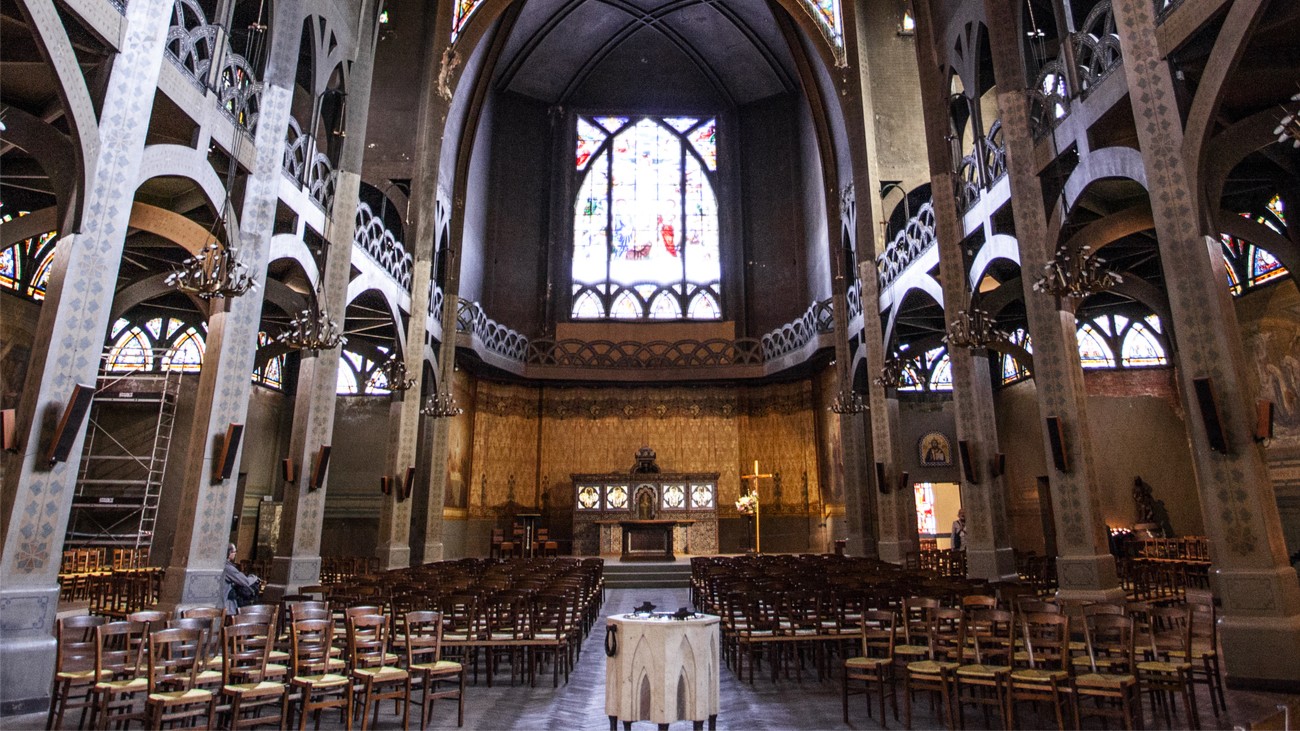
[336,345,391,395]
[1000,328,1033,385]
[1220,195,1290,296]
[1120,316,1167,367]
[928,349,954,391]
[571,115,720,321]
[896,346,953,393]
[1076,313,1168,369]
[0,214,58,302]
[162,327,205,372]
[106,323,155,372]
[251,332,286,390]
[450,0,485,42]
[1076,321,1115,368]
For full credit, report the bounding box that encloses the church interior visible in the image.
[2,0,1299,727]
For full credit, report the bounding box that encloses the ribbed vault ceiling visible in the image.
[493,0,800,108]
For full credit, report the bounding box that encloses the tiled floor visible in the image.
[17,587,1298,730]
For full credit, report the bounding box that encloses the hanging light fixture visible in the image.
[420,388,463,418]
[1275,91,1300,148]
[873,354,909,388]
[943,308,1008,350]
[829,388,867,414]
[276,290,346,352]
[1031,245,1123,300]
[168,148,257,299]
[372,352,416,392]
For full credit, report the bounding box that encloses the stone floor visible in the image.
[16,587,1298,730]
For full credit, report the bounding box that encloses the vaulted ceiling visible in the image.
[491,0,802,109]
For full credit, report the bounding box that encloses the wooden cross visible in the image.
[741,460,773,553]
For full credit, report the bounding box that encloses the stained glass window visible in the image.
[1267,194,1285,226]
[0,225,58,302]
[1252,247,1286,285]
[162,328,205,372]
[803,0,844,49]
[107,326,154,372]
[1077,323,1115,368]
[1120,320,1167,367]
[251,331,285,390]
[450,0,484,43]
[914,483,937,535]
[1221,232,1289,296]
[1001,328,1033,385]
[928,348,953,391]
[571,115,721,320]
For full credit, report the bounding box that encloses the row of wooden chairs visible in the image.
[47,605,465,730]
[843,598,1215,730]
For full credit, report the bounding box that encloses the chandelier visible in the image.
[1031,245,1123,300]
[420,388,463,418]
[372,353,416,392]
[829,388,867,414]
[1276,91,1300,148]
[167,241,257,299]
[277,294,346,352]
[943,308,1008,350]
[873,354,909,389]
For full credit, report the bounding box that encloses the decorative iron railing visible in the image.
[165,0,262,132]
[455,299,531,362]
[283,117,336,211]
[1028,1,1123,140]
[877,199,937,290]
[353,202,412,291]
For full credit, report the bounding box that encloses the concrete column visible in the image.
[375,16,449,569]
[157,15,300,612]
[0,0,173,714]
[268,1,380,594]
[1112,0,1300,688]
[873,390,919,563]
[912,0,1015,581]
[980,0,1123,602]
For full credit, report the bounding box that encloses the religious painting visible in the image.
[918,431,952,466]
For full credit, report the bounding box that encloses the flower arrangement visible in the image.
[735,493,758,515]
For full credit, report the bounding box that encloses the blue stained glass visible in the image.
[663,117,697,133]
[0,247,16,289]
[107,328,153,372]
[1251,246,1286,285]
[163,328,205,372]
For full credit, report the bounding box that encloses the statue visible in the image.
[635,487,656,520]
[1133,476,1157,525]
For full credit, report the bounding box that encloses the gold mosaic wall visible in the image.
[462,377,835,532]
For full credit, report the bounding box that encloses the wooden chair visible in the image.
[530,592,573,687]
[404,611,466,729]
[1008,613,1071,730]
[1072,613,1141,730]
[288,618,352,731]
[46,614,108,730]
[216,621,288,729]
[144,627,217,729]
[167,617,225,691]
[955,609,1014,731]
[903,607,963,730]
[842,609,898,727]
[1136,604,1200,729]
[347,613,410,731]
[89,620,150,730]
[1174,593,1225,718]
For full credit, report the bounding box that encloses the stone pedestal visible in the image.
[605,613,719,729]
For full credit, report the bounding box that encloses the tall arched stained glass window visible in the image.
[162,327,205,372]
[251,332,286,390]
[571,115,720,321]
[1001,328,1033,385]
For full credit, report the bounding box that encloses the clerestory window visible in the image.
[571,115,721,321]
